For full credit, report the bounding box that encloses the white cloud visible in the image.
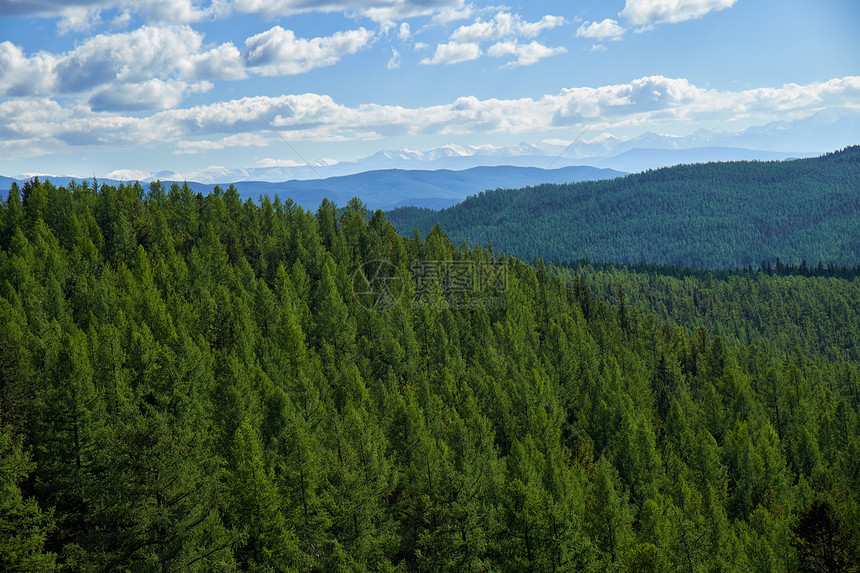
[0,42,55,96]
[56,6,102,34]
[621,0,738,26]
[110,9,132,28]
[256,158,304,168]
[0,24,373,110]
[487,41,566,68]
[175,133,270,154]
[451,12,565,43]
[1,26,217,100]
[426,10,565,67]
[387,49,401,69]
[241,26,374,76]
[519,15,566,38]
[429,2,473,24]
[360,0,465,23]
[576,19,625,41]
[225,0,465,23]
[420,42,481,65]
[57,26,206,92]
[135,0,213,23]
[397,22,411,41]
[4,76,859,159]
[0,0,467,29]
[591,44,608,52]
[182,43,246,81]
[88,78,188,111]
[57,0,215,29]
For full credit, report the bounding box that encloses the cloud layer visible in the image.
[4,76,858,158]
[0,0,469,28]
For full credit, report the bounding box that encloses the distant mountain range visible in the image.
[4,108,857,208]
[2,165,624,212]
[80,107,853,182]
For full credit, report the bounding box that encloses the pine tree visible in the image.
[0,406,57,571]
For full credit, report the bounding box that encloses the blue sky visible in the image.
[1,0,858,179]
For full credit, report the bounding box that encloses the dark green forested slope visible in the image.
[555,262,860,364]
[1,178,859,571]
[388,146,860,269]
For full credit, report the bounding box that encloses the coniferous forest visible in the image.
[388,146,860,269]
[2,176,860,571]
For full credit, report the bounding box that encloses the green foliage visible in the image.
[0,407,56,571]
[388,146,860,269]
[0,177,859,571]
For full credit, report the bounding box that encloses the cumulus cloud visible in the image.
[53,26,205,93]
[182,43,246,81]
[241,26,374,76]
[0,24,373,110]
[576,19,625,41]
[451,12,565,43]
[5,76,859,159]
[424,11,566,67]
[487,41,566,68]
[0,42,55,96]
[621,0,738,26]
[420,42,481,65]
[1,26,231,100]
[175,133,270,154]
[88,78,188,112]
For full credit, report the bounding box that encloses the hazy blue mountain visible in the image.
[2,165,624,211]
[221,165,624,210]
[0,176,16,191]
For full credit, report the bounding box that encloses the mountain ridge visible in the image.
[387,146,860,268]
[2,164,625,212]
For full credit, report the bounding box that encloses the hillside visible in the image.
[556,261,860,363]
[1,179,860,570]
[388,146,860,268]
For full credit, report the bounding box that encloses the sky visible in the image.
[0,0,858,179]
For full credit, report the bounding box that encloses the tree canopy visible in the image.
[1,177,859,571]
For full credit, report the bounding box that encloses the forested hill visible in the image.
[1,179,860,571]
[556,261,860,363]
[388,146,860,269]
